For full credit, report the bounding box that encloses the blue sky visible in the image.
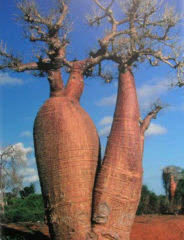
[0,0,184,194]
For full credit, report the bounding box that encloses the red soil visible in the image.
[2,215,184,240]
[131,215,184,240]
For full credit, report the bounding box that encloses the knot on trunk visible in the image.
[86,231,98,240]
[93,202,110,224]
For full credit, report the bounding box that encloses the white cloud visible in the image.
[137,79,170,112]
[21,131,31,137]
[96,94,117,107]
[24,175,39,183]
[19,167,39,183]
[0,142,33,164]
[0,73,23,85]
[99,125,111,137]
[13,143,33,163]
[145,123,167,136]
[99,116,113,126]
[19,168,36,176]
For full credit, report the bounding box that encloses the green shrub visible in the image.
[137,185,150,215]
[137,185,170,215]
[159,195,170,214]
[4,194,45,223]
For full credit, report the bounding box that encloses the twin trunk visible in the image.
[92,69,142,240]
[34,66,143,240]
[34,68,99,240]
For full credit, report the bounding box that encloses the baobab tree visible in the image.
[162,166,184,212]
[162,166,184,198]
[175,179,184,212]
[0,0,183,240]
[88,0,183,238]
[0,1,112,239]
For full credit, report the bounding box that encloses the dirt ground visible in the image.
[131,215,184,240]
[2,215,184,240]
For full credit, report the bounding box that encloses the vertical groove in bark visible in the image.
[34,70,99,239]
[48,70,64,97]
[65,62,85,101]
[92,68,142,240]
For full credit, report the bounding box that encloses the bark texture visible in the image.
[170,175,177,199]
[92,68,142,240]
[34,69,99,240]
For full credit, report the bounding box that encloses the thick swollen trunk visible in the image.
[92,68,142,240]
[34,69,99,240]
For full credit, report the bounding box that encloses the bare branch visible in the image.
[0,41,52,73]
[93,0,115,11]
[88,0,183,82]
[0,42,23,70]
[96,62,114,83]
[87,0,129,58]
[0,143,30,198]
[86,12,107,26]
[141,48,184,85]
[140,103,163,135]
[17,0,52,27]
[0,1,72,74]
[55,1,68,29]
[16,0,70,64]
[14,60,49,72]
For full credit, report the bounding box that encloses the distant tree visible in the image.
[0,144,32,213]
[162,166,184,213]
[4,193,45,223]
[162,166,184,199]
[148,192,159,214]
[137,185,150,214]
[174,179,184,213]
[162,168,171,198]
[158,195,170,214]
[137,185,161,215]
[20,183,35,199]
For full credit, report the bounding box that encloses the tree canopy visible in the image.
[0,0,183,84]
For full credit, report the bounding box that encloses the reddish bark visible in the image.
[34,68,99,240]
[65,63,85,101]
[48,70,64,97]
[140,105,162,157]
[140,114,153,157]
[170,175,177,199]
[92,68,142,240]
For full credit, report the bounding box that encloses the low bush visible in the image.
[4,194,45,223]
